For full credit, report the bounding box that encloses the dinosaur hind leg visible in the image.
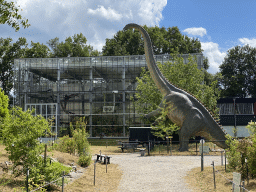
[178,127,191,152]
[178,109,204,151]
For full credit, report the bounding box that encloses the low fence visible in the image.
[211,161,250,192]
[143,140,227,156]
[25,169,66,192]
[25,157,110,192]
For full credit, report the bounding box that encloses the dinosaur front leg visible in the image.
[178,109,204,151]
[145,108,162,119]
[178,129,190,152]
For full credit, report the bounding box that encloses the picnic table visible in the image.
[118,141,141,152]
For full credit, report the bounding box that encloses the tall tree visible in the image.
[25,41,51,58]
[0,37,27,95]
[219,44,256,98]
[0,0,30,31]
[47,33,98,57]
[102,25,203,56]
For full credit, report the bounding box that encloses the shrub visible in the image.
[2,107,50,171]
[225,134,255,179]
[29,157,72,187]
[55,117,91,157]
[78,155,91,167]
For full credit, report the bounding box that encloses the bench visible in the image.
[118,142,139,152]
[95,154,111,164]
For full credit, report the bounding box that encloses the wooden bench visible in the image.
[95,154,111,164]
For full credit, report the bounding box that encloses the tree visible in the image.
[0,88,8,119]
[25,41,51,58]
[135,54,221,137]
[0,37,27,95]
[219,44,256,98]
[102,25,203,56]
[47,33,97,57]
[151,102,180,140]
[0,88,9,137]
[0,0,30,31]
[2,107,51,169]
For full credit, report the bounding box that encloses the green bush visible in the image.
[55,117,91,157]
[225,134,256,179]
[2,107,50,172]
[247,135,256,177]
[29,157,72,187]
[78,155,91,167]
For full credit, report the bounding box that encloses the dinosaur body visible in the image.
[123,23,227,151]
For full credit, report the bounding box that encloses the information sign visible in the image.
[233,172,241,192]
[199,145,209,154]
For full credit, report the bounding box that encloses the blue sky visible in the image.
[1,0,256,74]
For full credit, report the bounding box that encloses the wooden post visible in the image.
[94,160,96,185]
[62,171,65,192]
[196,142,198,156]
[211,161,216,189]
[201,139,204,171]
[106,157,108,173]
[44,144,47,166]
[225,150,226,172]
[26,168,29,192]
[241,181,245,192]
[221,151,223,166]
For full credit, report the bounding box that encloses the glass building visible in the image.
[13,53,204,138]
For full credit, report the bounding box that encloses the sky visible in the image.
[1,0,256,74]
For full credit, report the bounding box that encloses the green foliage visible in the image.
[225,134,256,179]
[219,44,256,98]
[2,107,51,170]
[47,34,97,58]
[0,88,9,121]
[103,25,203,56]
[28,157,71,188]
[55,135,74,154]
[72,123,90,156]
[78,155,91,167]
[247,135,256,177]
[134,67,162,115]
[225,134,241,170]
[0,37,28,94]
[246,120,256,136]
[25,41,50,58]
[43,161,71,182]
[0,0,30,31]
[151,102,180,140]
[56,118,91,164]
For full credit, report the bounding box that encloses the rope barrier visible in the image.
[30,176,65,192]
[215,169,250,192]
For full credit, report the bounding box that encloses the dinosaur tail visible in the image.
[123,23,173,96]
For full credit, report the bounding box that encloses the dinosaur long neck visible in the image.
[124,23,176,96]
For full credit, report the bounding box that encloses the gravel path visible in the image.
[109,153,224,192]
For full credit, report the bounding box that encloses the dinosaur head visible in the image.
[123,23,141,31]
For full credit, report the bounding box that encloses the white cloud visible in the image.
[88,5,123,21]
[201,42,226,74]
[183,27,207,37]
[238,38,256,47]
[8,0,167,52]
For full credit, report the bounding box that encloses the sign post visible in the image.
[200,139,204,171]
[233,172,241,192]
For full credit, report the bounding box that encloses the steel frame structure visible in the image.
[14,53,204,137]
